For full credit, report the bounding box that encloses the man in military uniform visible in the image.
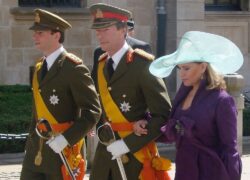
[89,3,172,180]
[20,9,101,180]
[91,18,152,85]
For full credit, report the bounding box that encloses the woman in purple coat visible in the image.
[135,31,243,180]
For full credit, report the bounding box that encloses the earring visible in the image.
[200,74,204,80]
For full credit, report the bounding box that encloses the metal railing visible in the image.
[0,133,28,140]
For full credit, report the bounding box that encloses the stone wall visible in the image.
[0,0,156,85]
[170,0,250,92]
[1,0,250,92]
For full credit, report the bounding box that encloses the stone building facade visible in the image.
[0,0,250,95]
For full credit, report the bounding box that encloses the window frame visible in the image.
[205,0,241,11]
[18,0,85,8]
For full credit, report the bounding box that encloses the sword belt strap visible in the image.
[110,122,134,132]
[37,121,73,133]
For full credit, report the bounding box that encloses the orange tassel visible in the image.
[141,159,157,180]
[155,170,171,180]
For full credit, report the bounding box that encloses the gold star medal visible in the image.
[95,9,103,18]
[35,12,40,23]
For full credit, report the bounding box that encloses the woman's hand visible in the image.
[133,119,148,136]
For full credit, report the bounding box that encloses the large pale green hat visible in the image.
[149,31,244,78]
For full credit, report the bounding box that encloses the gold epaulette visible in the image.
[35,57,44,67]
[98,52,108,62]
[36,57,44,63]
[134,48,154,61]
[66,53,82,64]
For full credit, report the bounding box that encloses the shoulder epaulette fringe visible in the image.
[98,52,108,62]
[66,53,82,64]
[134,48,154,61]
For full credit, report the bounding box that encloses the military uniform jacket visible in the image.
[90,49,171,180]
[91,36,152,86]
[22,51,101,175]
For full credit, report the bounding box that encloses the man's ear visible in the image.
[54,31,61,41]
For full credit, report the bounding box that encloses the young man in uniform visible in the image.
[89,3,172,180]
[20,9,101,180]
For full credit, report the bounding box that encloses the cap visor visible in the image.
[29,24,51,31]
[91,21,117,29]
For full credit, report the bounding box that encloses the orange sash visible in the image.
[33,60,85,180]
[97,58,171,180]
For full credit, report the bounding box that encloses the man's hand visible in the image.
[133,119,148,136]
[107,139,129,159]
[46,134,68,153]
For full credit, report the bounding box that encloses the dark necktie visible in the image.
[107,58,114,78]
[41,60,48,80]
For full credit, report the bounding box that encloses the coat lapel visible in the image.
[108,52,128,85]
[103,59,110,82]
[39,52,66,88]
[37,58,45,85]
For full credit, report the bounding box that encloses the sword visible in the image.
[35,119,76,180]
[97,122,128,180]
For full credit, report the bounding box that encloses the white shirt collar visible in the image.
[109,42,129,70]
[46,46,65,70]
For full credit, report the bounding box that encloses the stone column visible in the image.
[224,73,245,155]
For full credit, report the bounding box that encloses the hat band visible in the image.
[95,12,128,22]
[91,21,118,29]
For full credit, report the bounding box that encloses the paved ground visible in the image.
[0,139,249,180]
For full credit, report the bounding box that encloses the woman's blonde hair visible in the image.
[205,64,226,90]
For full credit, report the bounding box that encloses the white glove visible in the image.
[46,134,68,153]
[107,139,130,160]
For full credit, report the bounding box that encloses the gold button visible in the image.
[108,87,112,91]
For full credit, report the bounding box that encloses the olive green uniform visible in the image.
[21,51,101,178]
[90,49,171,180]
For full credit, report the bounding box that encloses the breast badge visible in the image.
[119,94,131,112]
[49,89,59,105]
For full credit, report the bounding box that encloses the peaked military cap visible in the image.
[29,9,72,32]
[89,3,132,29]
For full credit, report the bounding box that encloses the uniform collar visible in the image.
[46,46,65,70]
[109,42,129,70]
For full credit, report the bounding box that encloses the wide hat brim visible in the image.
[150,31,244,78]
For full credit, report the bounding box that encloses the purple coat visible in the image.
[161,79,242,180]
